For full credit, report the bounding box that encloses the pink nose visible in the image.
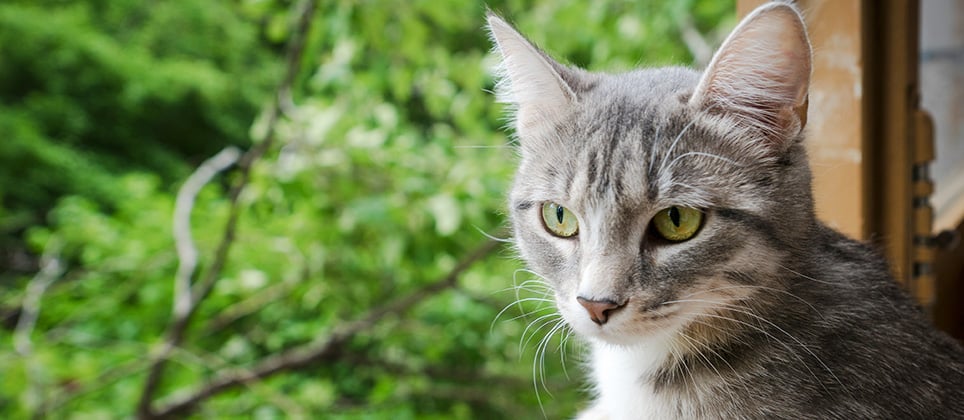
[576,296,627,325]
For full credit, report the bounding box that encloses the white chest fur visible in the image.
[578,337,682,420]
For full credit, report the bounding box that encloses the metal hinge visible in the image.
[911,109,936,308]
[910,109,960,311]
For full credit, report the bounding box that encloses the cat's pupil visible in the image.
[556,205,565,224]
[669,207,681,227]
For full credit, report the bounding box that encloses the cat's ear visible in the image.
[486,13,578,136]
[689,3,811,148]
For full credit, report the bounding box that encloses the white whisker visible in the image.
[674,284,826,321]
[558,327,574,381]
[777,264,838,286]
[491,297,556,333]
[666,151,741,172]
[676,329,751,401]
[647,124,663,175]
[474,226,513,242]
[682,310,825,388]
[658,118,701,175]
[505,305,556,322]
[520,313,562,354]
[679,304,844,394]
[538,320,567,395]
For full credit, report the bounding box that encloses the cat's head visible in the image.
[489,3,814,345]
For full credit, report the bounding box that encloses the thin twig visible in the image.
[135,3,324,415]
[47,359,153,413]
[204,237,307,334]
[14,238,65,417]
[150,239,500,418]
[203,266,306,334]
[14,240,64,354]
[172,147,241,318]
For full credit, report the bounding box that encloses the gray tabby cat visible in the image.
[487,2,964,419]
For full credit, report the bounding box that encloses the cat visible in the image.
[487,2,964,419]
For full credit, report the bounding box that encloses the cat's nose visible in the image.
[576,296,627,325]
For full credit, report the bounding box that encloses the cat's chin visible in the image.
[583,330,658,347]
[575,324,678,348]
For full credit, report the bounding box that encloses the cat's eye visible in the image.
[651,206,703,242]
[541,202,579,238]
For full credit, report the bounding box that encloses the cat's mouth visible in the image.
[579,297,678,324]
[563,289,745,346]
[562,296,685,343]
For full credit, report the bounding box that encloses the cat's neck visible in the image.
[586,337,682,419]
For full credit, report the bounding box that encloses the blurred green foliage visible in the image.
[0,0,732,417]
[0,0,281,256]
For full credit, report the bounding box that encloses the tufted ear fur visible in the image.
[486,13,578,137]
[689,2,811,149]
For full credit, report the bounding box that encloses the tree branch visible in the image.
[136,1,319,417]
[150,239,500,418]
[676,13,713,67]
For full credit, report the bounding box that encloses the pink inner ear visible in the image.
[690,4,812,144]
[487,14,576,137]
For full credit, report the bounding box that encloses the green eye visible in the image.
[652,206,703,242]
[541,202,579,238]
